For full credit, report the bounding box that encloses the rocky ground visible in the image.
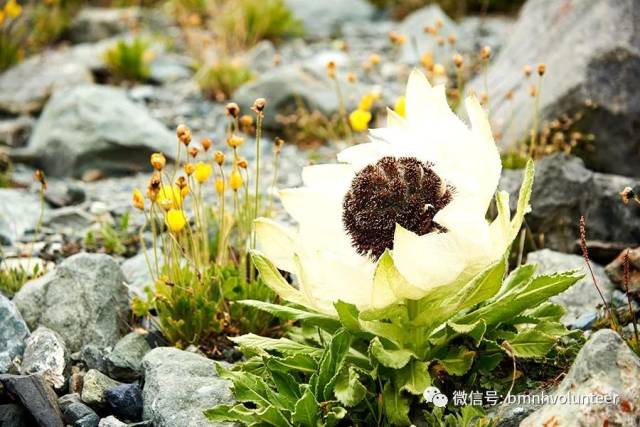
[0,0,639,426]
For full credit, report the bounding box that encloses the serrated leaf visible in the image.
[239,299,340,330]
[334,300,362,333]
[292,387,319,427]
[369,337,415,369]
[312,329,351,401]
[231,334,323,357]
[265,358,301,405]
[215,363,272,407]
[395,359,431,395]
[204,403,292,427]
[334,366,366,406]
[493,263,537,301]
[510,159,535,241]
[534,321,570,337]
[383,382,411,426]
[448,319,487,345]
[523,302,565,323]
[505,329,555,358]
[266,353,318,374]
[436,346,476,376]
[326,406,347,427]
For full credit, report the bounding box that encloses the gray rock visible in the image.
[81,369,122,407]
[397,5,461,64]
[500,154,640,252]
[24,84,176,178]
[105,383,143,421]
[0,294,29,373]
[243,40,277,74]
[605,247,640,293]
[12,253,129,352]
[0,404,29,427]
[0,48,93,115]
[0,188,47,245]
[234,65,366,130]
[521,329,640,426]
[121,249,159,297]
[0,374,64,427]
[20,326,69,389]
[0,115,35,148]
[526,249,614,328]
[142,347,235,427]
[469,0,640,177]
[149,54,192,85]
[59,394,100,427]
[98,416,127,427]
[69,8,140,44]
[457,16,513,57]
[284,0,374,38]
[43,180,86,208]
[106,332,151,381]
[80,345,110,373]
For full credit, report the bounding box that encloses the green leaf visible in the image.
[239,299,340,330]
[204,404,292,427]
[334,366,366,406]
[493,263,537,301]
[312,329,351,401]
[251,251,309,308]
[266,358,301,404]
[326,406,347,427]
[534,321,570,337]
[231,334,323,357]
[383,382,411,426]
[266,354,318,375]
[459,271,582,326]
[373,250,425,301]
[523,302,565,323]
[505,329,555,358]
[369,337,415,369]
[394,359,431,395]
[447,319,487,346]
[216,363,272,406]
[436,346,476,376]
[334,300,362,333]
[510,159,535,240]
[291,387,319,427]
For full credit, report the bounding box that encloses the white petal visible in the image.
[392,224,465,291]
[301,163,355,191]
[337,140,393,170]
[386,107,406,128]
[254,218,297,272]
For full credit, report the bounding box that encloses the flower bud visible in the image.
[215,177,225,195]
[452,54,463,68]
[214,151,225,165]
[132,188,144,210]
[252,98,266,114]
[480,46,491,60]
[239,115,253,129]
[229,169,243,191]
[150,152,166,170]
[537,63,546,76]
[176,124,191,146]
[225,102,240,118]
[35,169,47,189]
[184,163,195,176]
[201,137,212,151]
[227,135,244,148]
[189,146,199,158]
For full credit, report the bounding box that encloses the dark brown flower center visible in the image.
[342,156,452,260]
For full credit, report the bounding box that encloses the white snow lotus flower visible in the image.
[254,69,533,315]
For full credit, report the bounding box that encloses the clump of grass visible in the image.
[84,211,139,257]
[0,0,25,71]
[195,60,253,101]
[0,261,46,298]
[104,37,152,84]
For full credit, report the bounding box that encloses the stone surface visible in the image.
[80,344,111,373]
[526,249,615,328]
[106,332,151,381]
[43,180,86,208]
[284,0,374,38]
[81,369,122,407]
[24,84,176,178]
[0,403,29,427]
[98,416,127,427]
[234,65,366,130]
[142,347,235,427]
[69,8,139,44]
[605,247,640,292]
[0,115,35,147]
[521,329,640,426]
[0,188,47,245]
[105,383,143,421]
[0,374,64,427]
[121,249,159,297]
[0,294,29,373]
[13,253,129,352]
[20,326,69,389]
[470,0,640,177]
[59,394,100,427]
[500,154,640,252]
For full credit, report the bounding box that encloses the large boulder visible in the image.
[68,8,140,44]
[24,84,176,178]
[526,249,615,329]
[0,188,48,245]
[0,294,29,373]
[470,0,639,176]
[142,347,235,427]
[521,329,640,426]
[500,154,640,252]
[12,253,129,352]
[284,0,374,38]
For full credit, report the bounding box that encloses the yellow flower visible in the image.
[194,162,212,183]
[180,186,190,198]
[156,185,182,210]
[349,109,372,132]
[132,188,145,210]
[184,163,195,176]
[4,0,21,18]
[166,209,187,233]
[215,177,225,195]
[150,152,166,170]
[229,169,243,191]
[358,94,374,112]
[394,96,406,117]
[0,11,5,26]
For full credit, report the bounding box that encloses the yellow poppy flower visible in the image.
[132,188,144,210]
[349,109,372,132]
[194,162,212,183]
[229,169,243,191]
[166,209,187,233]
[4,0,22,18]
[156,185,182,210]
[394,96,406,117]
[215,177,225,195]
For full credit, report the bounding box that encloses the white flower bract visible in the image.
[255,69,526,315]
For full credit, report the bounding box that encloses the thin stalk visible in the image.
[253,113,262,249]
[623,250,640,346]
